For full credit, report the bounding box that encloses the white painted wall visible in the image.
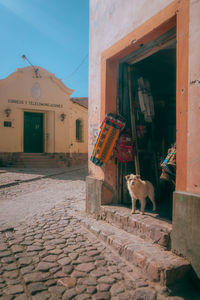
[89,0,173,177]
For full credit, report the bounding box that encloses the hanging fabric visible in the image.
[117,63,135,205]
[91,113,126,166]
[115,130,134,163]
[137,77,155,123]
[160,143,176,184]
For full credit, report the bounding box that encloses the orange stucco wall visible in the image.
[0,66,88,154]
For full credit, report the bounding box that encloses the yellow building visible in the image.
[0,66,88,167]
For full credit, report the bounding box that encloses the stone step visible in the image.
[20,153,45,156]
[17,159,58,163]
[19,155,50,158]
[11,153,67,168]
[19,156,53,161]
[16,165,59,168]
[16,161,58,164]
[80,215,191,286]
[12,163,59,168]
[100,205,172,250]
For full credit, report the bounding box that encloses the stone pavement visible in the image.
[0,201,159,300]
[0,165,87,189]
[1,199,176,300]
[0,166,86,229]
[0,167,199,299]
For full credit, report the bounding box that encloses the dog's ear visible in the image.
[125,175,130,180]
[135,174,141,179]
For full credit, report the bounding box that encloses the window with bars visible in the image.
[76,119,83,142]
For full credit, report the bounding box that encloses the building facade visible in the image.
[87,0,200,278]
[0,66,88,166]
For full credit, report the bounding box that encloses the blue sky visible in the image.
[0,0,89,97]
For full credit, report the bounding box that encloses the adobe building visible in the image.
[0,66,88,167]
[87,0,200,279]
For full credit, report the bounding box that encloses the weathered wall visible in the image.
[187,0,200,194]
[89,0,200,277]
[0,66,88,155]
[172,2,200,278]
[89,0,200,193]
[172,191,200,278]
[88,0,173,181]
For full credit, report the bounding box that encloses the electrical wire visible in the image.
[64,53,88,79]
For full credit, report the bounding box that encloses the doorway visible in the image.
[24,112,44,153]
[117,30,176,220]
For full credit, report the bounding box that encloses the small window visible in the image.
[76,119,83,142]
[4,121,12,127]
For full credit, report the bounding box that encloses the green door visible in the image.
[24,112,44,153]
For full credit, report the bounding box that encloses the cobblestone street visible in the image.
[0,167,86,229]
[0,167,199,299]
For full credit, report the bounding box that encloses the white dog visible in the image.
[125,174,156,214]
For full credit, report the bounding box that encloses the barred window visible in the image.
[76,119,83,142]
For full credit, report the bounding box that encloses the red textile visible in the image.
[115,133,134,163]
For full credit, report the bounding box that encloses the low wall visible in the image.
[86,176,115,215]
[172,191,200,279]
[0,152,21,167]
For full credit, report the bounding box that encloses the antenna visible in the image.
[21,55,40,78]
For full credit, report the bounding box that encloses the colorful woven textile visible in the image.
[160,143,176,183]
[115,132,134,163]
[91,113,126,166]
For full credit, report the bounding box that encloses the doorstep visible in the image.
[100,205,172,249]
[81,215,191,286]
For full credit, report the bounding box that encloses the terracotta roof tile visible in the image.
[70,97,88,109]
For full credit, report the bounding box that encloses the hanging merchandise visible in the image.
[160,143,176,184]
[115,130,134,163]
[137,77,155,123]
[91,113,126,166]
[136,125,146,139]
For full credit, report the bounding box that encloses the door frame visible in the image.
[100,0,189,194]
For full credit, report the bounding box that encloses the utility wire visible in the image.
[64,53,88,79]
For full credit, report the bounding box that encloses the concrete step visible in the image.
[17,159,58,163]
[19,156,53,161]
[11,153,65,168]
[12,163,59,168]
[15,159,56,164]
[20,153,45,156]
[80,215,191,286]
[100,205,172,250]
[14,165,59,168]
